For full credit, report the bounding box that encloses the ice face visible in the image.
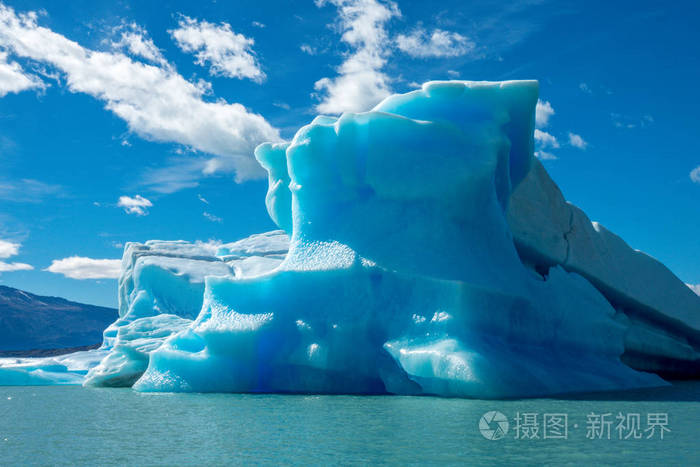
[131,81,668,397]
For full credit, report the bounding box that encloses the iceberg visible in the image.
[2,80,698,396]
[129,80,696,397]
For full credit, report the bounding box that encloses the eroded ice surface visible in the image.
[2,80,698,395]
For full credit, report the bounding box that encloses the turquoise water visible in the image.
[1,383,699,466]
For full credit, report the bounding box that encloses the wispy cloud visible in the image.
[117,195,152,216]
[45,256,121,279]
[111,22,168,67]
[313,0,400,114]
[534,150,557,161]
[300,44,317,55]
[170,15,265,82]
[0,178,63,203]
[568,132,587,149]
[137,157,210,193]
[396,27,474,58]
[579,82,592,94]
[690,166,700,184]
[611,112,654,129]
[0,238,33,273]
[0,4,280,185]
[203,211,222,223]
[197,194,209,204]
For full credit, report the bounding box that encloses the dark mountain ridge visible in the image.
[0,285,116,351]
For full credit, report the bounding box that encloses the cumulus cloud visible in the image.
[45,256,121,279]
[568,132,587,149]
[535,99,554,128]
[170,15,265,82]
[396,27,474,58]
[0,239,33,273]
[0,4,280,183]
[0,50,44,97]
[313,0,400,114]
[0,239,20,258]
[690,166,700,184]
[533,100,559,159]
[118,194,152,216]
[687,283,700,296]
[534,129,559,149]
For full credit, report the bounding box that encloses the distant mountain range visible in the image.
[0,285,117,352]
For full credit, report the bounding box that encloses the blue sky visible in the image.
[0,0,698,307]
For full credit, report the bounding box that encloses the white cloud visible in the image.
[535,99,554,128]
[203,211,222,223]
[197,194,209,204]
[535,150,557,160]
[112,23,168,67]
[687,283,700,296]
[568,132,587,149]
[313,0,400,114]
[169,15,265,82]
[0,50,44,96]
[0,4,280,183]
[300,44,317,55]
[118,194,152,216]
[396,27,474,58]
[45,256,121,279]
[534,129,559,149]
[252,21,265,29]
[0,239,33,273]
[579,82,591,94]
[0,239,19,258]
[0,261,32,272]
[690,166,700,184]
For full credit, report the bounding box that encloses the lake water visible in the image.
[1,382,699,465]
